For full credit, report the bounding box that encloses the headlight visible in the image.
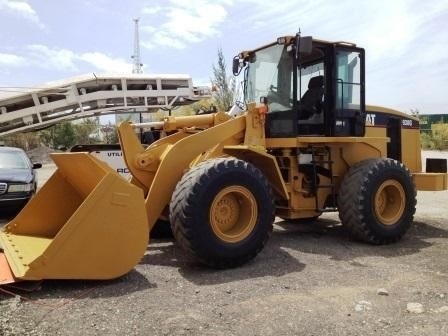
[8,183,33,193]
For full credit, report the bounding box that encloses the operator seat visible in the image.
[299,75,324,120]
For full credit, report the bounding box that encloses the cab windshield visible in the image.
[244,44,293,111]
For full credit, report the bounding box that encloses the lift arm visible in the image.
[117,112,246,230]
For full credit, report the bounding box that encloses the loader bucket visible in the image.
[0,153,148,284]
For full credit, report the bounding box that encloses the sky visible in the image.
[0,0,447,114]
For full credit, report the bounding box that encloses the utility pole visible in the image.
[131,18,143,74]
[131,18,143,140]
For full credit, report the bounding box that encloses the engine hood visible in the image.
[0,168,33,183]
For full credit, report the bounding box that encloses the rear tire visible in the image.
[170,158,275,268]
[338,158,416,244]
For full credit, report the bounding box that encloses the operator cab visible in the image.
[233,35,365,137]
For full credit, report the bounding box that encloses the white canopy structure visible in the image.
[0,73,210,135]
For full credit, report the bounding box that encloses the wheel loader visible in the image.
[1,34,447,285]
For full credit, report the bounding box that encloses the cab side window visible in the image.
[336,51,361,110]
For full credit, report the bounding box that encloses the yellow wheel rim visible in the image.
[374,179,405,225]
[210,186,257,243]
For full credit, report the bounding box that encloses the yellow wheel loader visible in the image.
[1,34,447,284]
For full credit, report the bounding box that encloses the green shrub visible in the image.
[431,124,448,150]
[421,123,448,150]
[420,132,434,149]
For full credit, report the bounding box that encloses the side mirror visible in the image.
[232,56,240,76]
[299,36,313,54]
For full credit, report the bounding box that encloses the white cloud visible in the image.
[0,0,44,28]
[26,44,77,71]
[140,0,229,49]
[141,25,157,33]
[141,41,155,49]
[0,52,26,67]
[0,45,133,73]
[358,2,418,64]
[79,52,132,73]
[166,4,226,41]
[142,5,162,15]
[152,31,187,49]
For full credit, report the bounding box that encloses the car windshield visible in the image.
[0,151,30,169]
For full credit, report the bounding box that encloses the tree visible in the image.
[39,118,99,149]
[410,108,420,117]
[73,118,100,144]
[211,48,235,112]
[102,122,119,144]
[0,132,40,150]
[39,122,76,149]
[410,108,448,150]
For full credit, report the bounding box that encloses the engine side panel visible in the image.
[365,108,422,172]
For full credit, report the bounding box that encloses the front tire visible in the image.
[338,158,416,244]
[170,158,275,268]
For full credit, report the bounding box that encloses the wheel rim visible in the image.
[374,179,405,225]
[210,186,257,243]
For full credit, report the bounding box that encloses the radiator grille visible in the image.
[0,183,7,194]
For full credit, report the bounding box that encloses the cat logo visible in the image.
[366,113,376,126]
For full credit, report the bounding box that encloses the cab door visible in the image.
[333,47,365,136]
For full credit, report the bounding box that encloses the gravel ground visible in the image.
[1,151,447,335]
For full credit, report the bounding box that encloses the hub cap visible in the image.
[374,179,405,225]
[210,186,257,243]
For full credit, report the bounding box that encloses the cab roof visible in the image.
[238,36,357,59]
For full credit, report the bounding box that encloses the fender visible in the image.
[223,145,289,200]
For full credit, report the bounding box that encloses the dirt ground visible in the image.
[1,152,447,335]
